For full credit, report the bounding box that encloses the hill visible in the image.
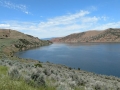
[0,29,52,56]
[51,28,120,43]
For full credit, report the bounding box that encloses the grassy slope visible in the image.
[0,62,85,90]
[0,37,51,57]
[0,38,16,50]
[0,65,56,90]
[0,39,17,59]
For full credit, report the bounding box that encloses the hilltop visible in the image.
[51,28,120,43]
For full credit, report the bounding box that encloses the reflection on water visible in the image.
[15,43,120,77]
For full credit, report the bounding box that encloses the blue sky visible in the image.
[0,0,120,38]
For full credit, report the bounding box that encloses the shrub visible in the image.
[43,68,51,76]
[34,76,46,87]
[117,87,120,90]
[50,74,57,81]
[8,62,12,66]
[57,84,71,90]
[71,74,79,81]
[94,84,101,90]
[28,68,46,87]
[77,78,86,86]
[31,72,40,81]
[34,63,42,68]
[69,81,76,88]
[51,69,54,74]
[78,68,80,70]
[69,67,72,70]
[19,39,31,45]
[23,75,32,84]
[30,71,46,87]
[8,67,21,80]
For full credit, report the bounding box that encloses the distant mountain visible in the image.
[51,28,120,43]
[41,37,57,40]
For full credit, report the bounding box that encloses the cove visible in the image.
[15,43,120,77]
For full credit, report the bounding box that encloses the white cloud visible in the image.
[92,22,120,30]
[0,10,120,38]
[0,0,30,14]
[0,24,10,28]
[38,10,90,27]
[81,16,100,23]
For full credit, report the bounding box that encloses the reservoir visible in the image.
[15,43,120,77]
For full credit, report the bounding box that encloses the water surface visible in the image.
[15,43,120,77]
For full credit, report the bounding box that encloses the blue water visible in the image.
[15,43,120,77]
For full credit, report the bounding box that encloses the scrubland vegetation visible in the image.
[0,58,120,90]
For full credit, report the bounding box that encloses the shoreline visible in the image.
[14,42,120,78]
[1,40,120,78]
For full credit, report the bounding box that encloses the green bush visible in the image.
[34,63,42,68]
[34,76,46,87]
[78,68,80,70]
[43,68,51,76]
[95,84,101,90]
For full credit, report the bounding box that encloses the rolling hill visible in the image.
[51,28,120,43]
[0,29,52,56]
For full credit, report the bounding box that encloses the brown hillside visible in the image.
[0,29,52,56]
[51,28,120,43]
[0,29,40,42]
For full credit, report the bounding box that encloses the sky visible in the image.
[0,0,120,38]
